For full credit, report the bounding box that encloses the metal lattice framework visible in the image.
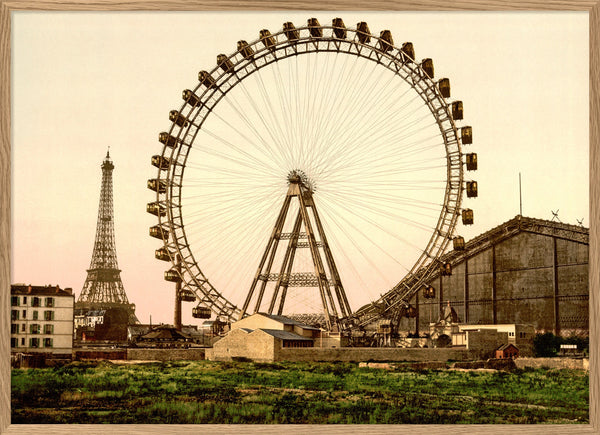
[239,171,353,331]
[148,19,476,328]
[79,151,137,321]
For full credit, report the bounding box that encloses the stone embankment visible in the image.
[359,357,589,372]
[514,357,589,371]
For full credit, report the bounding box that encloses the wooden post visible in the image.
[553,237,560,335]
[492,246,497,324]
[415,291,419,336]
[438,274,443,322]
[174,255,182,331]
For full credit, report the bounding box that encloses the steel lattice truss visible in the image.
[240,174,353,331]
[148,19,474,328]
[79,152,137,320]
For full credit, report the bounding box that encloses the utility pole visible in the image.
[519,172,523,216]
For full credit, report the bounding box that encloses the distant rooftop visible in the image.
[257,312,321,330]
[258,328,313,341]
[11,284,74,297]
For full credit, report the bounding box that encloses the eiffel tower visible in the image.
[76,150,138,323]
[240,170,352,331]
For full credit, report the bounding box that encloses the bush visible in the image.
[562,334,589,355]
[534,332,590,357]
[533,332,560,357]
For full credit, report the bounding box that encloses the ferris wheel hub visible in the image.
[287,169,315,192]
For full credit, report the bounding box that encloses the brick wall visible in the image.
[127,348,205,361]
[209,329,277,362]
[466,330,507,359]
[75,349,127,360]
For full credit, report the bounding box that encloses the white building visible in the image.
[74,309,106,329]
[10,284,74,357]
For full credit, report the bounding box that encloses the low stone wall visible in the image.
[275,347,474,362]
[359,361,448,370]
[75,349,127,360]
[515,357,589,371]
[126,348,206,361]
[451,358,516,371]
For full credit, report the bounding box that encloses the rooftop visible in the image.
[11,284,74,297]
[258,329,314,341]
[257,313,321,330]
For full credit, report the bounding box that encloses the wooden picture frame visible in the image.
[1,1,598,434]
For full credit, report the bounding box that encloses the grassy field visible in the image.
[11,360,588,424]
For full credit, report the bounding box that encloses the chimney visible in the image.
[56,285,60,294]
[27,285,32,294]
[65,287,73,295]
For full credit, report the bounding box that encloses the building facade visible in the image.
[208,313,318,361]
[399,216,589,336]
[10,284,74,357]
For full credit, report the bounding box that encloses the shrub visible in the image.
[534,332,560,357]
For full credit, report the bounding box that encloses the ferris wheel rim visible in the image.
[152,20,466,323]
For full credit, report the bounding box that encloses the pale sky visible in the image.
[11,11,589,325]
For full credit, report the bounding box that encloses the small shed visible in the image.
[495,343,519,359]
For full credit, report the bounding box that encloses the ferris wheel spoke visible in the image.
[317,70,421,166]
[328,195,443,229]
[327,137,442,178]
[182,187,281,226]
[247,69,298,164]
[234,79,291,157]
[308,52,372,161]
[317,199,411,279]
[318,192,435,262]
[310,61,386,167]
[302,51,337,163]
[322,184,444,212]
[198,109,286,175]
[325,107,439,176]
[320,186,441,229]
[305,54,346,166]
[215,88,290,170]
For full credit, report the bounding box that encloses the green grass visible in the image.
[11,360,589,424]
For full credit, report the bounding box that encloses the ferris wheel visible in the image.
[147,18,477,329]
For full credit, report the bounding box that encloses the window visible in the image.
[21,338,25,346]
[11,324,18,334]
[21,323,26,332]
[32,297,40,307]
[33,311,38,320]
[43,338,53,348]
[11,338,18,348]
[23,296,27,304]
[45,297,54,307]
[508,332,515,337]
[44,324,54,335]
[30,324,40,334]
[22,310,26,319]
[29,338,40,348]
[11,310,19,321]
[44,311,54,321]
[11,296,19,306]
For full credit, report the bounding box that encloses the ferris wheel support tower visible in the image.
[240,170,352,331]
